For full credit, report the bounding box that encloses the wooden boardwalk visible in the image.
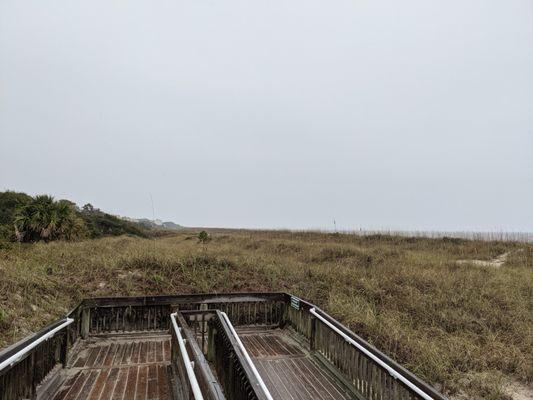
[1,293,447,400]
[240,330,352,400]
[52,335,171,400]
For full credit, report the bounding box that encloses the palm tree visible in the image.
[55,200,86,240]
[13,195,86,242]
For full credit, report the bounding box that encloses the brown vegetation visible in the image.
[0,229,531,399]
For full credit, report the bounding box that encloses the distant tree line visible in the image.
[0,191,147,243]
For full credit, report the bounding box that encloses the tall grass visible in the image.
[230,227,533,243]
[0,230,531,399]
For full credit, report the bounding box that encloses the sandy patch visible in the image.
[504,381,533,400]
[457,252,510,268]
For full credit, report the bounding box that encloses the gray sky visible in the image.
[1,1,532,231]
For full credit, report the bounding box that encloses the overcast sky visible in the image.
[1,1,532,231]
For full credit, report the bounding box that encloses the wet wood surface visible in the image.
[52,335,171,400]
[239,330,353,400]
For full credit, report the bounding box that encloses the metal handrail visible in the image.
[219,312,273,400]
[310,307,434,400]
[170,312,204,400]
[0,317,74,372]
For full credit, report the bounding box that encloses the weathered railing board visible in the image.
[83,293,285,308]
[286,303,311,339]
[208,301,284,328]
[83,293,286,336]
[88,304,171,334]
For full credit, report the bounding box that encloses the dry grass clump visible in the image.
[0,229,531,399]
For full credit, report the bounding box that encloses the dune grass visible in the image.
[0,230,531,399]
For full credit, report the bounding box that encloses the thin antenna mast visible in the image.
[149,193,155,221]
[149,193,156,251]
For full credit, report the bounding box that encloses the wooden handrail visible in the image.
[219,312,273,400]
[210,311,272,400]
[0,318,73,371]
[311,307,435,400]
[0,317,74,400]
[288,294,448,400]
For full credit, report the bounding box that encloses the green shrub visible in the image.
[197,230,210,244]
[80,204,147,239]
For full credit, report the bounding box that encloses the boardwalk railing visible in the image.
[286,295,447,400]
[0,318,74,400]
[178,309,273,400]
[210,310,273,400]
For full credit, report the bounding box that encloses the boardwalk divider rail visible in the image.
[179,309,275,400]
[170,312,225,400]
[170,312,204,400]
[209,310,273,400]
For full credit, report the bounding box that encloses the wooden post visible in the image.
[60,329,69,368]
[310,314,317,351]
[30,351,37,399]
[279,301,287,329]
[207,324,216,363]
[171,332,177,364]
[200,303,208,348]
[81,308,90,339]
